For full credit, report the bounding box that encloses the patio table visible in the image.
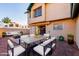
[20,36,46,56]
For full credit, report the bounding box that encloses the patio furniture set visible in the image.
[7,34,56,56]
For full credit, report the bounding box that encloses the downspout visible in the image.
[71,3,73,18]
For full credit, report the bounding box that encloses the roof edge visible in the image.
[27,3,34,11]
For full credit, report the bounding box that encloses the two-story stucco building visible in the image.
[26,3,79,48]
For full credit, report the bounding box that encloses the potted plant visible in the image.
[2,32,6,37]
[67,34,74,44]
[59,35,64,41]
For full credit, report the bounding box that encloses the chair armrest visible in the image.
[41,43,56,49]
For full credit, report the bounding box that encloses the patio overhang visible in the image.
[29,21,50,26]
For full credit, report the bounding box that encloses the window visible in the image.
[34,6,42,17]
[53,24,63,30]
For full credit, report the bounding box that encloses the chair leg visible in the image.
[12,48,14,56]
[24,43,27,55]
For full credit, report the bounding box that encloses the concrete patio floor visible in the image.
[0,38,7,56]
[52,40,79,56]
[0,38,79,56]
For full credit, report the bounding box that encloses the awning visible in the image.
[29,21,50,26]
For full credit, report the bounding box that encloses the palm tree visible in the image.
[2,17,11,24]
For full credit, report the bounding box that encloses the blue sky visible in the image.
[0,3,29,25]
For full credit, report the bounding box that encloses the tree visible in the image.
[2,17,11,24]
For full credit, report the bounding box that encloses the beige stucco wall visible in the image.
[28,3,71,24]
[46,3,71,21]
[29,3,46,24]
[75,15,79,48]
[0,28,7,37]
[28,3,76,41]
[46,19,76,41]
[30,26,36,34]
[0,28,29,37]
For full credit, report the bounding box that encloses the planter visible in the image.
[2,32,6,37]
[59,36,64,41]
[67,34,74,44]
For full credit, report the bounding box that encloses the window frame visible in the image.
[53,24,64,30]
[34,6,42,17]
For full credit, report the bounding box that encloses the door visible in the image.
[39,26,46,35]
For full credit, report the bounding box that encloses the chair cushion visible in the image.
[30,34,35,37]
[50,37,56,41]
[33,45,51,56]
[40,39,51,46]
[40,37,56,46]
[8,40,14,48]
[8,45,25,56]
[52,43,56,48]
[44,34,50,37]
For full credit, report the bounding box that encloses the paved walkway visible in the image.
[0,38,79,56]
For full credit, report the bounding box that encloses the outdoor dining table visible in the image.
[20,36,46,56]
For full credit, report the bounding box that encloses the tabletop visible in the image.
[20,36,45,44]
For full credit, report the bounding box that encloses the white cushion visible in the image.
[50,37,56,41]
[8,40,14,48]
[41,39,52,46]
[52,43,56,48]
[44,34,50,37]
[8,45,25,56]
[33,45,51,56]
[30,34,35,37]
[40,37,56,46]
[6,31,20,36]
